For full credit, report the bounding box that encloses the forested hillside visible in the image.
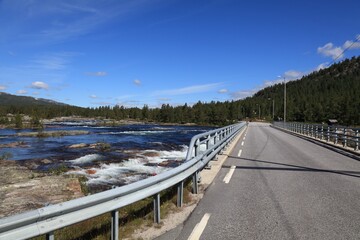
[247,56,360,125]
[1,56,359,126]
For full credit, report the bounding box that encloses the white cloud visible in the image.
[230,90,255,100]
[317,43,343,60]
[154,83,222,96]
[32,92,40,95]
[218,89,228,94]
[263,79,283,87]
[317,35,360,60]
[31,81,49,89]
[284,70,304,80]
[17,90,27,94]
[343,40,360,49]
[90,94,97,99]
[85,71,107,76]
[133,79,141,86]
[0,85,6,90]
[316,62,329,71]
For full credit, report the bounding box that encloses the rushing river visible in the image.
[0,122,212,192]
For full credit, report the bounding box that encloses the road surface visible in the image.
[157,122,360,240]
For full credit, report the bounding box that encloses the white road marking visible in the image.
[243,137,246,140]
[241,141,244,146]
[238,149,242,157]
[188,213,211,240]
[223,165,236,184]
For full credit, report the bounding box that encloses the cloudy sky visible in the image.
[0,0,360,107]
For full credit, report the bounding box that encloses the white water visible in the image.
[67,146,188,186]
[67,154,104,165]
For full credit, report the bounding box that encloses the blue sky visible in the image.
[1,0,360,108]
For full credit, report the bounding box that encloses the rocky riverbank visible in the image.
[0,159,84,218]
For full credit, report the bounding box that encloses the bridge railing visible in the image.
[0,122,246,240]
[273,122,359,151]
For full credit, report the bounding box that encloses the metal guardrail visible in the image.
[0,122,246,240]
[273,122,359,151]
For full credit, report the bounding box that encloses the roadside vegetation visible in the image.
[31,181,194,240]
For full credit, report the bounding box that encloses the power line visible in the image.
[331,34,360,63]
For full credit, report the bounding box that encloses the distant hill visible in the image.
[0,92,68,107]
[239,56,360,125]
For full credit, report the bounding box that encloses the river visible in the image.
[0,122,212,192]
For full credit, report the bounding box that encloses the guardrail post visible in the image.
[46,232,54,240]
[321,125,324,140]
[316,125,319,139]
[206,136,211,150]
[301,124,304,134]
[111,210,119,240]
[343,128,347,147]
[154,193,161,224]
[356,130,359,151]
[327,127,330,142]
[195,139,200,156]
[335,127,338,144]
[192,171,199,194]
[177,181,183,207]
[307,124,309,136]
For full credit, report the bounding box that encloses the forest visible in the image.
[1,56,359,127]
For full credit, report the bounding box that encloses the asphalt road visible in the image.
[157,122,360,240]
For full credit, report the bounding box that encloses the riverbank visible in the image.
[0,159,84,218]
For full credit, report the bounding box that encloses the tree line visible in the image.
[1,56,359,127]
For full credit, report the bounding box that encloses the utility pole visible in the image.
[284,77,286,123]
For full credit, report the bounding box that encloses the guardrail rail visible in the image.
[0,122,246,240]
[273,122,359,152]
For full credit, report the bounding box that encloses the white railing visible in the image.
[0,122,246,240]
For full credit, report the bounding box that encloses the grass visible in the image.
[78,175,90,195]
[30,180,194,240]
[96,141,111,152]
[16,130,89,138]
[48,164,69,175]
[0,152,13,160]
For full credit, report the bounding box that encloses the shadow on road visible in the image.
[222,156,360,179]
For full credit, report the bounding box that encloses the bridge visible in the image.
[157,122,360,239]
[1,122,360,239]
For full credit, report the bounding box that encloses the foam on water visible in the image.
[120,130,169,135]
[67,154,104,165]
[68,146,188,187]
